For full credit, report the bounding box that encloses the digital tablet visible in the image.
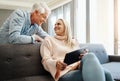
[64,48,86,65]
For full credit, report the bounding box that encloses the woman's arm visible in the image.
[40,37,59,79]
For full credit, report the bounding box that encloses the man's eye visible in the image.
[43,16,47,19]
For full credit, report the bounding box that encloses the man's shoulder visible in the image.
[12,9,28,17]
[13,9,24,13]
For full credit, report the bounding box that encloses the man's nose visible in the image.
[42,18,46,23]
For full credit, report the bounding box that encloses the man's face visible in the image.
[33,10,48,26]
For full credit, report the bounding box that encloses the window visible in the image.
[47,0,117,55]
[73,0,86,43]
[114,0,120,55]
[74,0,114,54]
[90,0,114,54]
[118,0,120,54]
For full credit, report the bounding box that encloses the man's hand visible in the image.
[32,34,44,42]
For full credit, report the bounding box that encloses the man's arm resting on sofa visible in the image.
[109,55,120,62]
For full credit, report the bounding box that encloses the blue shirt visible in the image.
[0,9,49,44]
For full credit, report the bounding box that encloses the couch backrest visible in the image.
[0,43,109,80]
[0,43,48,80]
[80,44,109,64]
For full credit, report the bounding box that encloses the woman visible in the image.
[40,19,114,81]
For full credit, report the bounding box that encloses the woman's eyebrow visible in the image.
[57,23,61,25]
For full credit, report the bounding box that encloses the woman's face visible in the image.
[54,19,65,36]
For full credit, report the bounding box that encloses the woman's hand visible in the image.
[84,49,89,53]
[56,60,67,71]
[55,61,67,79]
[79,49,89,59]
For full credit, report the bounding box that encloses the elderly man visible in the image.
[0,2,51,44]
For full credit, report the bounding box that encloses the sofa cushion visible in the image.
[5,75,54,81]
[80,44,109,64]
[102,62,120,80]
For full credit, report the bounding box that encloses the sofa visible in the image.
[0,43,120,81]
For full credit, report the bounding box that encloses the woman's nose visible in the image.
[54,26,57,29]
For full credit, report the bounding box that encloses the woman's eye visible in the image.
[55,23,61,26]
[57,23,61,25]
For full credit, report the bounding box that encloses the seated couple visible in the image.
[40,19,114,81]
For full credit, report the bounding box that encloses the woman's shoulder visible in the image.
[43,36,55,43]
[44,36,54,40]
[71,38,80,48]
[72,38,79,44]
[42,36,54,47]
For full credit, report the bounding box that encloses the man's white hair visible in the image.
[31,2,51,15]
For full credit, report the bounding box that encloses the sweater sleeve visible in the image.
[40,37,57,79]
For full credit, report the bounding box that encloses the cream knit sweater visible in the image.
[40,36,80,81]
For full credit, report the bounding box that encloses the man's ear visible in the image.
[34,10,39,15]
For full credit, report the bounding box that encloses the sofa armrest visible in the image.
[109,55,120,62]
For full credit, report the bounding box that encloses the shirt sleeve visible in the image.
[40,37,57,79]
[9,9,33,44]
[37,26,49,39]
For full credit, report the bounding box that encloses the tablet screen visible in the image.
[64,48,85,65]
